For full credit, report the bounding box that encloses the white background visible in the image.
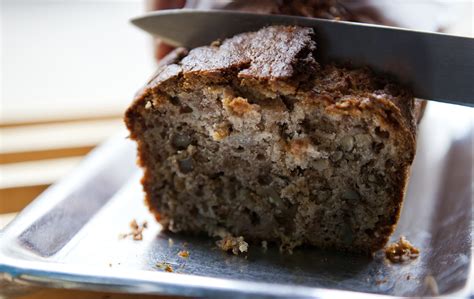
[1,0,155,122]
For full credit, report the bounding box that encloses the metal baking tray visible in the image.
[0,102,472,298]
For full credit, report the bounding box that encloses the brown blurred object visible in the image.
[147,0,186,60]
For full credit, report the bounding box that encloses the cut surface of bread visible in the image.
[125,26,421,253]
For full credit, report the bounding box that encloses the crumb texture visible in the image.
[125,25,420,254]
[217,235,249,255]
[385,236,420,263]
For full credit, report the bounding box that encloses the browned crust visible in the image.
[125,26,420,254]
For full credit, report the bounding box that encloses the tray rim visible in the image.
[1,239,473,298]
[0,253,387,299]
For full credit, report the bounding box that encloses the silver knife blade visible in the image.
[131,9,474,107]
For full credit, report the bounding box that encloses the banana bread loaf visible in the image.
[125,25,422,253]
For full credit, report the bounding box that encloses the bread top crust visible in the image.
[146,26,318,89]
[180,26,317,81]
[132,26,419,155]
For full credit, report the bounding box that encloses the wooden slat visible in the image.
[0,119,123,164]
[0,157,83,189]
[0,185,48,214]
[0,157,83,213]
[0,105,124,128]
[1,119,123,154]
[0,113,123,129]
[0,146,92,164]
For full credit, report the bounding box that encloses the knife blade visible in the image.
[131,9,474,107]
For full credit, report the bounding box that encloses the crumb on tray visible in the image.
[164,265,173,272]
[375,278,387,285]
[384,236,420,263]
[216,235,249,255]
[119,219,148,241]
[178,250,189,258]
[156,261,174,272]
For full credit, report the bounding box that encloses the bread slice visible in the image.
[125,26,422,253]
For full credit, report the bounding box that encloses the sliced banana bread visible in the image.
[125,25,422,253]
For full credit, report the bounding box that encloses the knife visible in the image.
[131,9,474,107]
